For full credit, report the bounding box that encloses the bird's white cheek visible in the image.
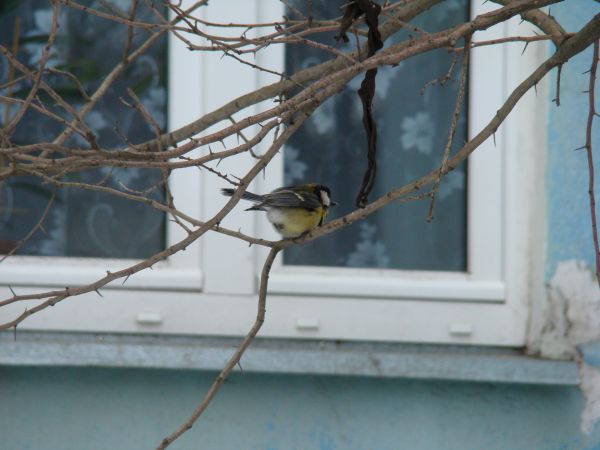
[320,190,331,207]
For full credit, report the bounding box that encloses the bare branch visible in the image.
[287,12,600,245]
[0,94,321,325]
[585,39,600,286]
[0,190,56,262]
[157,246,281,449]
[428,35,470,221]
[1,2,60,142]
[493,0,568,46]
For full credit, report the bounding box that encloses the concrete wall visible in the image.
[2,366,600,450]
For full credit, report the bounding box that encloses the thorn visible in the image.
[574,145,587,151]
[13,324,17,341]
[9,285,16,297]
[122,273,131,285]
[39,224,48,236]
[534,82,538,95]
[493,132,497,147]
[237,361,244,374]
[521,41,530,56]
[95,289,103,298]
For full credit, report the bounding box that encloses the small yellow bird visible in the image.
[221,183,336,238]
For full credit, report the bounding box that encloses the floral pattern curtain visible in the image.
[0,0,167,258]
[284,0,469,271]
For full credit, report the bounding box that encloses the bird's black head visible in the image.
[317,185,337,207]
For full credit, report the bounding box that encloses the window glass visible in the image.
[283,0,469,271]
[0,0,167,258]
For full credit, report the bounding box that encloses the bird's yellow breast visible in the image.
[267,207,327,238]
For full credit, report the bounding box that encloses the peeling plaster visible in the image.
[539,261,600,357]
[534,260,600,433]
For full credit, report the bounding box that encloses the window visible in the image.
[1,0,544,346]
[2,0,167,260]
[0,0,202,290]
[283,0,469,272]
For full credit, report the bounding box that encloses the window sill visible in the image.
[0,331,579,385]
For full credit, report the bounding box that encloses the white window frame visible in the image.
[0,1,546,347]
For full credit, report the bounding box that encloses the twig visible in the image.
[58,0,177,31]
[492,0,569,47]
[0,46,101,148]
[420,54,458,95]
[122,0,140,61]
[553,63,563,106]
[0,190,56,262]
[428,35,470,221]
[585,39,600,286]
[124,87,163,149]
[448,33,574,52]
[2,16,20,128]
[1,2,60,141]
[41,0,209,157]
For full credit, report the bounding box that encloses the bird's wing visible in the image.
[264,188,321,210]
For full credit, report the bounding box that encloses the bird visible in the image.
[221,183,336,238]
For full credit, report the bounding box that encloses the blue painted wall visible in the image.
[546,0,600,278]
[1,366,600,450]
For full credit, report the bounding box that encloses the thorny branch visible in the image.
[585,39,600,287]
[157,246,281,450]
[0,1,599,449]
[428,34,470,221]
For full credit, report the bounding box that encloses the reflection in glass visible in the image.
[0,0,167,258]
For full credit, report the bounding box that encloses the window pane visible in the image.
[0,0,167,258]
[283,1,468,271]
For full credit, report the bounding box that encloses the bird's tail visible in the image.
[221,188,264,203]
